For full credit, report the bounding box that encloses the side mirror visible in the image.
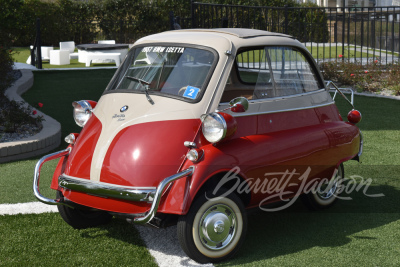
[229,97,249,113]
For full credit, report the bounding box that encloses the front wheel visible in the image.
[301,163,344,210]
[56,191,112,229]
[177,191,247,264]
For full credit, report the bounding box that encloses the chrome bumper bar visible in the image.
[58,175,157,203]
[33,148,195,225]
[33,148,71,205]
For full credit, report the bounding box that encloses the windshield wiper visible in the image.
[126,76,155,105]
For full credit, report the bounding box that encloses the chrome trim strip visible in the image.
[206,39,233,114]
[58,175,157,202]
[134,166,195,224]
[249,88,327,102]
[227,101,335,118]
[220,88,326,105]
[33,148,71,205]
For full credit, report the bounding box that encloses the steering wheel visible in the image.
[178,86,188,96]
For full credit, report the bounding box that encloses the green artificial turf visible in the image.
[0,213,157,266]
[24,69,115,139]
[0,69,399,266]
[216,95,400,266]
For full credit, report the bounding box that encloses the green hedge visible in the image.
[0,48,14,99]
[0,0,328,47]
[0,0,190,46]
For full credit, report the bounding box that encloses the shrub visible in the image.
[1,0,329,46]
[0,46,43,134]
[320,57,400,95]
[0,100,44,133]
[0,47,14,99]
[0,0,24,48]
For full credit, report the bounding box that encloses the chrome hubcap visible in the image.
[317,167,342,200]
[214,220,225,233]
[199,204,237,250]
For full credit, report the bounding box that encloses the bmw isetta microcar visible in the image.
[34,28,363,263]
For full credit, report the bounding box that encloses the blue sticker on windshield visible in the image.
[183,86,200,99]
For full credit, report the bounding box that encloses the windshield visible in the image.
[106,45,217,102]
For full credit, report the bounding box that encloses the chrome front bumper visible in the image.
[33,148,195,225]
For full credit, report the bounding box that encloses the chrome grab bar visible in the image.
[134,166,195,224]
[326,80,355,109]
[33,148,71,205]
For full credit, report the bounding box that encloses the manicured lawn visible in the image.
[0,69,399,266]
[306,45,373,59]
[11,47,118,68]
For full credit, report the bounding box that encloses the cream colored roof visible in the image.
[176,28,292,38]
[134,28,303,53]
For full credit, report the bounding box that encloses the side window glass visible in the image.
[266,47,320,97]
[220,46,322,103]
[220,49,273,102]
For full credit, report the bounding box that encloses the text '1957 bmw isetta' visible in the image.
[34,28,363,263]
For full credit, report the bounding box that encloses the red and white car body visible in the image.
[34,28,362,263]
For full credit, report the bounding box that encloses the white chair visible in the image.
[60,41,78,59]
[26,46,53,64]
[50,50,70,65]
[98,40,116,44]
[86,52,121,67]
[41,46,54,61]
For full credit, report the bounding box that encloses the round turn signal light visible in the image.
[347,109,362,124]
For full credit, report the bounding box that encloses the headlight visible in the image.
[202,113,226,143]
[202,112,237,144]
[72,100,96,127]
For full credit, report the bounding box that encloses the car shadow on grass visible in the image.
[219,183,400,266]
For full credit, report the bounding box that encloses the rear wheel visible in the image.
[177,190,247,263]
[302,163,344,210]
[56,191,112,229]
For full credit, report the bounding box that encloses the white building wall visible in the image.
[376,0,393,5]
[297,0,396,6]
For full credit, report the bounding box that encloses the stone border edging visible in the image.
[0,69,61,163]
[354,91,400,100]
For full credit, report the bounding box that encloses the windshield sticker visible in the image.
[183,86,200,99]
[141,46,184,53]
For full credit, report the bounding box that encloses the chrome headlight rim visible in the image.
[201,112,227,144]
[72,100,94,127]
[186,148,204,163]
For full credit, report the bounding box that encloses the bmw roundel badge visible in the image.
[120,105,129,112]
